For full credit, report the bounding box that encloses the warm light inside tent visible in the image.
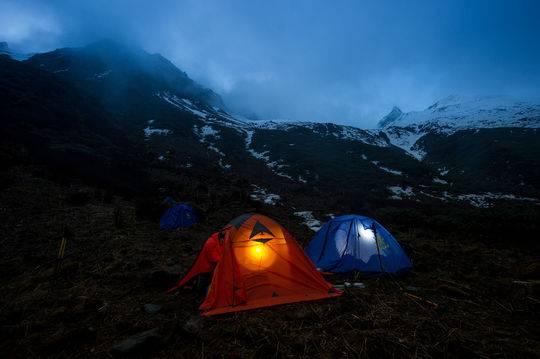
[238,241,277,271]
[248,243,266,263]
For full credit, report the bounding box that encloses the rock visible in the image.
[405,285,421,292]
[437,284,469,298]
[144,304,162,314]
[111,328,161,356]
[182,316,204,335]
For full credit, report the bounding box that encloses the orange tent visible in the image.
[166,231,224,292]
[171,213,341,316]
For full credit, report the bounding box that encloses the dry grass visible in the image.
[0,167,539,358]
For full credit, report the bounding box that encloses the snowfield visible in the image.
[382,127,427,160]
[379,95,540,161]
[381,95,540,131]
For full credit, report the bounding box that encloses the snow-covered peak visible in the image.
[379,95,540,130]
[378,106,403,128]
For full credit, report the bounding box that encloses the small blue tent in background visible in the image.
[305,215,411,274]
[160,198,198,230]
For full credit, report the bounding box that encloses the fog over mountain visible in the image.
[1,0,540,126]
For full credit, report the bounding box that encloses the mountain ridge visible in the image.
[378,95,540,131]
[3,40,540,209]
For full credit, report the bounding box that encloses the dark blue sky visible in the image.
[1,0,539,126]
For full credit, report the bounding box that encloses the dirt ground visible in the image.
[1,168,539,358]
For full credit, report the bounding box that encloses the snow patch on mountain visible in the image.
[372,161,403,176]
[433,178,448,185]
[194,125,220,140]
[192,124,230,169]
[157,91,209,118]
[382,127,426,160]
[438,167,449,176]
[388,186,414,200]
[453,192,537,208]
[144,126,171,138]
[421,190,538,208]
[250,185,280,205]
[294,211,322,231]
[253,121,389,147]
[244,130,294,180]
[336,127,389,146]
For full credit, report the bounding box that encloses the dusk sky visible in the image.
[1,0,539,127]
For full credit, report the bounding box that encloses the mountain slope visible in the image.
[376,96,540,197]
[0,54,151,192]
[25,40,224,112]
[8,41,540,209]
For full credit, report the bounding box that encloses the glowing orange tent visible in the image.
[170,213,341,316]
[166,231,224,292]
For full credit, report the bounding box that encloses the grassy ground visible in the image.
[0,166,539,358]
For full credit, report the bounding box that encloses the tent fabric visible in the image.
[306,215,412,274]
[171,213,341,316]
[200,214,341,316]
[166,232,224,293]
[159,203,197,230]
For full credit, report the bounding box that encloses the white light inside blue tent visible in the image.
[358,226,375,243]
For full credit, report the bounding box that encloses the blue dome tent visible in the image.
[159,201,198,230]
[305,215,411,274]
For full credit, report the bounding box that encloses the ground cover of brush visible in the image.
[0,166,539,358]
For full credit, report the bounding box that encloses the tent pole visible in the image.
[373,224,384,273]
